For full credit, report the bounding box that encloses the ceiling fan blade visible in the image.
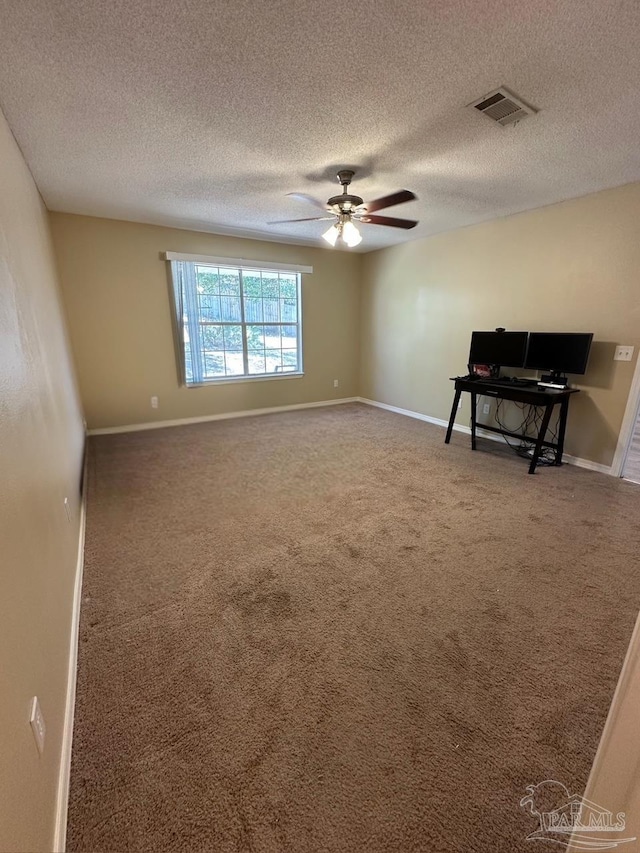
[286,192,328,210]
[268,216,335,224]
[360,189,416,214]
[358,214,418,229]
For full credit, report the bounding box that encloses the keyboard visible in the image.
[484,378,538,387]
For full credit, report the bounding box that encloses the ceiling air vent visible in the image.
[469,87,537,127]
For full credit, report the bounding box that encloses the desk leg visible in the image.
[470,391,477,450]
[445,389,462,444]
[555,397,570,465]
[529,403,554,474]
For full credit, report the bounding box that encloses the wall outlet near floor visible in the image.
[333,379,339,388]
[29,696,46,755]
[614,345,634,362]
[482,403,491,415]
[151,396,159,408]
[458,399,462,409]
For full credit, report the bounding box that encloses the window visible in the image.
[166,254,310,385]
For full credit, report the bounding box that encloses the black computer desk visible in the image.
[445,377,579,474]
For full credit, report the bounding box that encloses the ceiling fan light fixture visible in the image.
[322,223,340,246]
[342,219,362,247]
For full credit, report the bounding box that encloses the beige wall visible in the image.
[50,214,362,430]
[0,111,84,850]
[360,182,640,467]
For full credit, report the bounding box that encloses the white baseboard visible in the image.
[87,397,359,436]
[560,453,611,475]
[87,394,613,475]
[53,451,88,853]
[358,396,450,430]
[357,397,612,476]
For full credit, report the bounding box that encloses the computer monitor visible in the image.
[524,333,593,376]
[468,331,528,368]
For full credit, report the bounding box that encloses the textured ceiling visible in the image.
[1,0,640,251]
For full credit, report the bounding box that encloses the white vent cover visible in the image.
[469,87,537,127]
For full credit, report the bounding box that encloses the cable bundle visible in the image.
[491,399,560,465]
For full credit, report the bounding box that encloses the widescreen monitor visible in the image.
[468,331,528,368]
[524,333,593,375]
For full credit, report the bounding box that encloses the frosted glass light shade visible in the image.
[322,224,339,246]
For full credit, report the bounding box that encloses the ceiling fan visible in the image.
[268,169,418,248]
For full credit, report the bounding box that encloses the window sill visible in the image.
[186,372,304,388]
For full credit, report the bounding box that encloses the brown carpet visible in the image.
[67,403,640,853]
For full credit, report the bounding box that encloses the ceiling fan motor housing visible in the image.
[328,193,364,213]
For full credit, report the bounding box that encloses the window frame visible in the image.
[166,254,310,387]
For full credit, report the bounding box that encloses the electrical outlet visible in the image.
[614,345,634,362]
[482,403,491,415]
[151,396,159,409]
[333,379,339,388]
[29,696,46,755]
[458,400,462,410]
[64,497,71,523]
